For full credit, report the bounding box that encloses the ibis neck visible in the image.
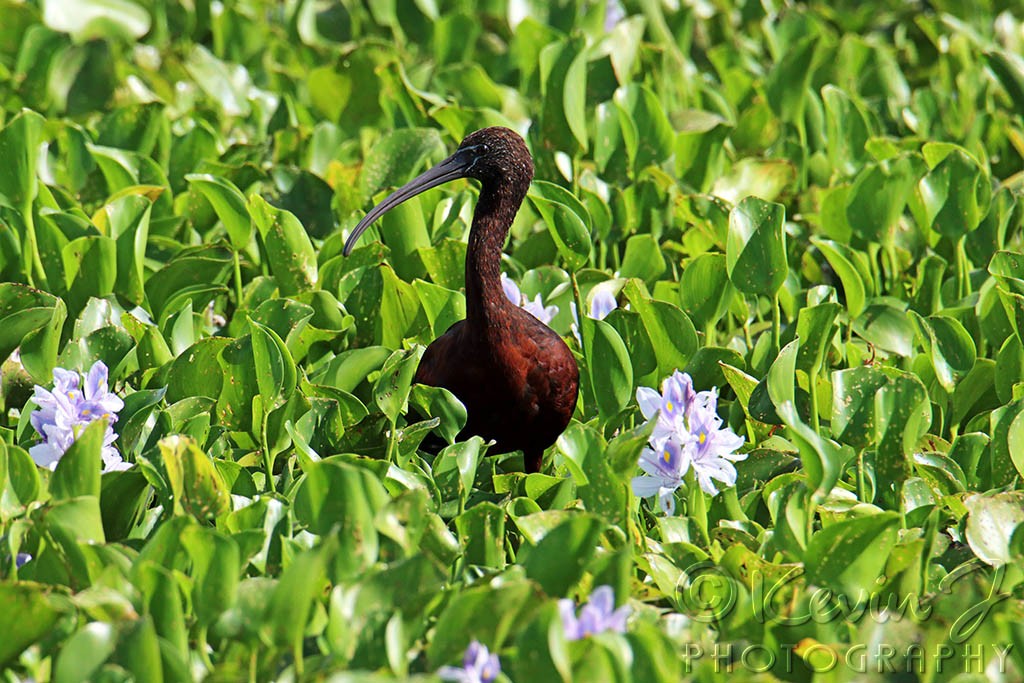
[465,184,520,335]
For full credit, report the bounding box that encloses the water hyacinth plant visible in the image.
[559,585,631,640]
[28,361,128,472]
[438,641,501,683]
[1,1,1022,680]
[631,371,745,513]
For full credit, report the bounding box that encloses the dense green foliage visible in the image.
[2,0,1024,681]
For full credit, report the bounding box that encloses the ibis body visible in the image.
[344,127,579,473]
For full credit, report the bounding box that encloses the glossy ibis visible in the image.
[344,127,579,473]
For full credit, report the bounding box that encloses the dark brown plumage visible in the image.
[344,127,579,472]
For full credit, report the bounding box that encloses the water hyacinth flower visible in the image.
[570,286,619,343]
[686,396,746,495]
[631,371,745,506]
[501,272,558,325]
[28,361,128,472]
[632,440,687,515]
[559,585,630,640]
[438,640,500,683]
[605,0,626,31]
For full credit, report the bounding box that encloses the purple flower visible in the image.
[631,440,687,515]
[570,285,619,343]
[559,585,630,640]
[501,273,558,325]
[28,361,128,472]
[686,395,747,495]
[605,0,626,31]
[590,288,618,320]
[438,640,500,683]
[631,371,745,508]
[15,553,31,568]
[635,370,702,451]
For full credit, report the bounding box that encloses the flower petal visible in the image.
[631,474,664,499]
[589,288,618,320]
[84,361,109,401]
[558,599,581,641]
[500,273,521,305]
[588,586,615,618]
[636,387,661,420]
[658,488,677,515]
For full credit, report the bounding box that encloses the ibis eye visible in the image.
[481,144,490,153]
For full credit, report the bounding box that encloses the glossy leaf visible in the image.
[726,197,787,297]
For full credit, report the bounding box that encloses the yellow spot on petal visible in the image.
[665,401,674,412]
[663,449,671,463]
[699,432,706,444]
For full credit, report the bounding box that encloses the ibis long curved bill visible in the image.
[343,148,476,256]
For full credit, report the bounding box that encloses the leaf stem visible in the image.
[722,487,748,522]
[857,450,867,502]
[771,293,781,356]
[233,250,244,309]
[197,625,214,671]
[686,471,710,547]
[955,236,971,300]
[262,413,275,493]
[22,202,46,288]
[808,373,820,435]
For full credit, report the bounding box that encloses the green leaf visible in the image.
[765,35,819,123]
[409,384,466,445]
[0,583,65,667]
[623,280,697,378]
[520,514,605,596]
[53,621,118,683]
[845,158,916,243]
[373,346,424,424]
[812,237,871,318]
[795,303,840,376]
[726,196,787,297]
[50,419,106,500]
[0,109,44,210]
[618,234,666,283]
[181,526,240,627]
[186,174,252,250]
[454,502,506,568]
[908,311,977,392]
[679,253,733,330]
[42,0,151,40]
[964,492,1024,566]
[563,47,588,150]
[0,283,65,381]
[166,337,230,403]
[249,318,297,413]
[113,615,163,683]
[917,145,991,238]
[358,127,444,200]
[529,180,592,272]
[158,435,230,522]
[428,580,537,667]
[265,542,331,650]
[293,460,387,574]
[805,512,900,596]
[584,318,633,421]
[776,401,846,504]
[248,194,318,295]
